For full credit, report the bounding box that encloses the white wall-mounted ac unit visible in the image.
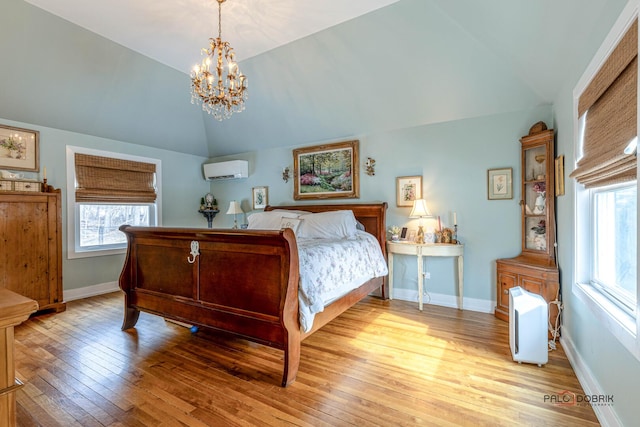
[509,286,548,367]
[203,160,248,181]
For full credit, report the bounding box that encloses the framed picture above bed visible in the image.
[396,175,422,207]
[293,140,359,200]
[252,186,268,210]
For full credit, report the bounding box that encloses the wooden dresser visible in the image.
[0,187,65,312]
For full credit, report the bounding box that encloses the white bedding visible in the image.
[296,230,388,332]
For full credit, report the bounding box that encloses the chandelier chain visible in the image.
[218,0,222,40]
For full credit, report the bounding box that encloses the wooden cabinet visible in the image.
[0,187,65,312]
[495,256,559,323]
[495,122,559,332]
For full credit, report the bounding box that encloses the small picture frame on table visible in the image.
[400,227,408,239]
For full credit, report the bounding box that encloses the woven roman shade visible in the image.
[75,153,157,203]
[571,19,637,187]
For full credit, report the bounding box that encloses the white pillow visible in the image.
[297,210,358,239]
[279,217,302,234]
[247,211,300,229]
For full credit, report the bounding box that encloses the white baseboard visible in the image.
[63,281,120,302]
[560,332,622,427]
[391,288,494,313]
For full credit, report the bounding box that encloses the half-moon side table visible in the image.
[387,241,464,311]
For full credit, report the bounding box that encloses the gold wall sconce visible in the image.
[365,157,376,176]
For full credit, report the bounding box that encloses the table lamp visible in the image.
[226,200,243,229]
[409,199,432,244]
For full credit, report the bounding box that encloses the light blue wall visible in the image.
[207,105,553,309]
[205,0,549,156]
[0,0,209,157]
[0,116,211,291]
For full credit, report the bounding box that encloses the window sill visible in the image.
[573,282,639,361]
[67,247,126,259]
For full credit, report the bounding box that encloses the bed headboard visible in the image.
[265,202,388,258]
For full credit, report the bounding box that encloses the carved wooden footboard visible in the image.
[118,202,387,386]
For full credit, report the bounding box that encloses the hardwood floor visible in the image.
[12,292,598,426]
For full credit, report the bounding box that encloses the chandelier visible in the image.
[190,0,248,121]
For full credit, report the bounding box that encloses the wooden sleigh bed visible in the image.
[118,202,388,386]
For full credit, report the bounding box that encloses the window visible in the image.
[573,5,639,360]
[66,146,162,258]
[77,204,153,251]
[591,183,637,314]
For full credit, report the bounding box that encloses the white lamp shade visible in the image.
[409,199,432,218]
[226,201,243,215]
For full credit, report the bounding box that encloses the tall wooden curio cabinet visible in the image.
[495,122,559,329]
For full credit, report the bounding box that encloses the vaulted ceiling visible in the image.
[1,0,628,157]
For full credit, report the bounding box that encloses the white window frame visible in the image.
[66,145,162,259]
[572,0,640,361]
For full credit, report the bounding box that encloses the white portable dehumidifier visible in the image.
[509,286,548,366]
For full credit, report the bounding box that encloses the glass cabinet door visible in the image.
[519,127,555,260]
[523,145,548,252]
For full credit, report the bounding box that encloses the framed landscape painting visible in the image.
[293,140,359,200]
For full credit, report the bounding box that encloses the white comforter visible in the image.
[296,230,388,332]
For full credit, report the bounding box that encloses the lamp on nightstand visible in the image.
[226,200,243,229]
[409,199,432,244]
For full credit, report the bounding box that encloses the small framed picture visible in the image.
[0,124,39,172]
[407,228,417,242]
[555,155,565,196]
[252,186,268,210]
[487,168,513,200]
[400,227,408,239]
[396,175,422,207]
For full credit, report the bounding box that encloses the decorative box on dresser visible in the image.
[0,184,65,313]
[495,122,559,333]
